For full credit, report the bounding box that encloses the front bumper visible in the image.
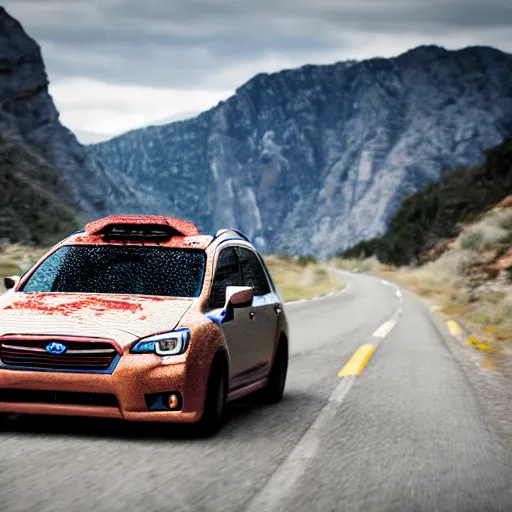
[0,353,206,423]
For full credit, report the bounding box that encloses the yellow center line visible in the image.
[447,320,462,337]
[338,344,376,377]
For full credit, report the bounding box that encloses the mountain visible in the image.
[342,136,512,266]
[0,7,144,244]
[148,111,200,127]
[0,110,81,245]
[3,5,512,256]
[74,128,116,145]
[89,45,512,258]
[74,113,200,145]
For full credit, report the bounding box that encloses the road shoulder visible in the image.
[404,285,512,459]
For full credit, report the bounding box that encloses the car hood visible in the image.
[0,292,194,347]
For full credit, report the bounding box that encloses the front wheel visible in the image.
[258,341,288,404]
[195,361,227,437]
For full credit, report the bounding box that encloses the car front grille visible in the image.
[0,338,119,372]
[0,389,118,407]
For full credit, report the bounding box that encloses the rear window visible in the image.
[21,245,206,298]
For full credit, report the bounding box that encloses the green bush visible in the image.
[275,253,293,262]
[460,231,483,250]
[297,255,317,266]
[0,119,82,246]
[497,211,512,231]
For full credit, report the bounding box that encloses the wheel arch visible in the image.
[210,348,229,385]
[275,331,289,359]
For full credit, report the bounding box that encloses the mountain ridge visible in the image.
[89,44,512,257]
[90,45,502,147]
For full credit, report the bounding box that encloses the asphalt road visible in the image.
[1,272,511,512]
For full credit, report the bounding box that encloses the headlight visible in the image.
[131,328,190,356]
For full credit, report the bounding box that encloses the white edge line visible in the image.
[372,281,403,339]
[245,376,355,512]
[372,317,398,338]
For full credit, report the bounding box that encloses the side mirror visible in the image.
[207,286,254,325]
[225,286,253,309]
[4,275,20,290]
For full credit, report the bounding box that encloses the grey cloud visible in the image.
[84,0,512,30]
[41,30,334,89]
[9,0,512,30]
[3,0,512,89]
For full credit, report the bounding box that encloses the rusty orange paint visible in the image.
[84,214,200,237]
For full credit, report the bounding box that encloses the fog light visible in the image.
[145,391,182,411]
[168,394,179,410]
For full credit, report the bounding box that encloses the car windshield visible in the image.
[20,245,206,298]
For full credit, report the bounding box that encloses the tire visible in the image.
[195,359,227,437]
[258,341,288,404]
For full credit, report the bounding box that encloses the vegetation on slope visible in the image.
[0,114,83,245]
[341,136,512,266]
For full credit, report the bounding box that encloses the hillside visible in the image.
[0,7,141,244]
[342,136,512,265]
[90,45,512,258]
[0,110,82,245]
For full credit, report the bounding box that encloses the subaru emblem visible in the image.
[45,341,67,355]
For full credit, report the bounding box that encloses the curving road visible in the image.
[1,272,511,512]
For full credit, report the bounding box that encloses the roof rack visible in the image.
[99,225,179,243]
[84,215,200,238]
[215,228,252,242]
[211,228,252,246]
[65,228,85,238]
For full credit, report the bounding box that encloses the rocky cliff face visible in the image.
[90,45,512,257]
[0,7,145,243]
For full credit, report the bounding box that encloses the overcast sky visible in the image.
[4,0,512,143]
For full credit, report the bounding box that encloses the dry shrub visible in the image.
[469,293,512,336]
[457,209,512,250]
[424,249,478,281]
[333,255,387,273]
[264,255,343,302]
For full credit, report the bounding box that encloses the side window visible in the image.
[235,247,271,297]
[208,247,243,310]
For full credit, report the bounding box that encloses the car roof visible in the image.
[54,215,253,253]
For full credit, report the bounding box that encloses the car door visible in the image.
[235,246,279,377]
[208,246,254,388]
